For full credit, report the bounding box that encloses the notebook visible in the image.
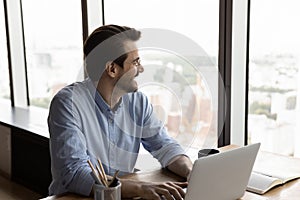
[185,143,260,200]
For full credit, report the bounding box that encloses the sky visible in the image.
[250,0,300,56]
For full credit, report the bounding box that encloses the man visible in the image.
[48,24,192,200]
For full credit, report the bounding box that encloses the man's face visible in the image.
[114,41,144,93]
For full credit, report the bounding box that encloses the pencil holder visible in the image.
[93,181,121,200]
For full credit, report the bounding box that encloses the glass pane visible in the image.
[87,0,103,34]
[105,0,220,158]
[248,0,300,157]
[22,0,84,109]
[0,1,10,102]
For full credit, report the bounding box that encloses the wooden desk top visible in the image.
[41,145,300,200]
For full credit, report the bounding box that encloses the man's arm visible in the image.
[116,155,192,200]
[89,175,187,199]
[119,179,187,200]
[167,155,193,179]
[48,95,94,196]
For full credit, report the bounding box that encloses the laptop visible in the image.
[185,143,260,200]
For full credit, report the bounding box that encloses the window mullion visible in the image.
[218,0,233,147]
[4,0,29,108]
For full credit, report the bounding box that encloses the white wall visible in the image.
[230,0,248,145]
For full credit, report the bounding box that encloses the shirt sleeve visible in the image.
[48,94,94,196]
[140,94,187,167]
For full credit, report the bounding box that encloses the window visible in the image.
[248,0,300,157]
[21,0,84,108]
[105,0,220,156]
[0,1,10,102]
[87,0,103,34]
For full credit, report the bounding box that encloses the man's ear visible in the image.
[105,61,118,78]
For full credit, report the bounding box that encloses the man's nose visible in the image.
[138,65,144,73]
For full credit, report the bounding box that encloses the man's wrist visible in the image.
[119,179,143,198]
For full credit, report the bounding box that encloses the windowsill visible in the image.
[0,102,49,138]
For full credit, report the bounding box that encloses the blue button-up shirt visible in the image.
[48,78,186,196]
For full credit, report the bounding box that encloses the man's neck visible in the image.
[95,80,124,109]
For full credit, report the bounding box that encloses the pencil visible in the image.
[87,160,101,184]
[96,165,108,187]
[97,158,108,184]
[109,170,120,187]
[90,171,101,184]
[112,170,119,181]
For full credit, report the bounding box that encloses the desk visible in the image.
[41,145,300,200]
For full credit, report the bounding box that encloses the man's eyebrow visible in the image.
[132,57,140,62]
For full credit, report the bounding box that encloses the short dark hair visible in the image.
[84,24,141,81]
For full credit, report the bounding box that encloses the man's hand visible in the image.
[120,179,187,200]
[138,181,187,200]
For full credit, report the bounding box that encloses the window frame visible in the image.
[218,0,233,147]
[1,0,233,146]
